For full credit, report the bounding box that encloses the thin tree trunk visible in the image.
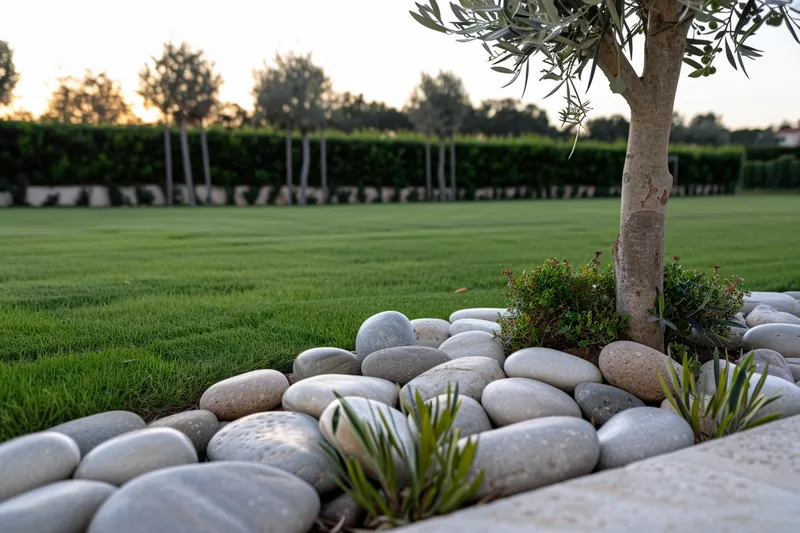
[437,137,446,202]
[424,136,432,201]
[200,121,212,205]
[300,130,310,206]
[450,132,456,201]
[285,128,293,205]
[321,128,327,204]
[163,124,173,206]
[179,117,196,206]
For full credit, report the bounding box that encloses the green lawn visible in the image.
[1,196,799,442]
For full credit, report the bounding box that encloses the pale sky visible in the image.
[2,0,799,129]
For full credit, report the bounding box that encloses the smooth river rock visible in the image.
[504,347,603,392]
[449,318,501,336]
[87,462,320,533]
[292,347,361,380]
[401,356,506,404]
[745,304,800,327]
[481,378,581,426]
[742,323,800,358]
[574,382,646,427]
[355,311,416,362]
[361,345,451,385]
[743,291,800,316]
[449,307,508,323]
[598,341,680,402]
[206,411,336,493]
[785,291,800,301]
[148,410,219,458]
[74,428,198,486]
[463,416,600,500]
[319,492,362,529]
[0,432,81,503]
[0,480,116,533]
[199,369,289,421]
[50,411,146,456]
[282,374,398,418]
[410,318,451,348]
[785,358,800,381]
[438,331,506,365]
[597,407,694,470]
[738,348,795,383]
[407,394,492,438]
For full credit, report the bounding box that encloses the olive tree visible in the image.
[412,0,800,351]
[42,70,138,125]
[0,40,19,108]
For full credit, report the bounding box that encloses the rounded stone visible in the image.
[0,480,116,533]
[410,318,451,348]
[292,347,361,380]
[0,432,81,503]
[449,318,501,336]
[574,382,645,427]
[597,407,695,470]
[504,347,603,393]
[282,374,398,418]
[449,307,509,323]
[742,323,800,358]
[401,356,506,404]
[361,345,451,385]
[407,394,492,439]
[148,410,219,458]
[785,358,800,381]
[206,411,336,493]
[462,416,599,500]
[320,492,362,529]
[199,369,289,421]
[86,462,320,533]
[598,341,680,402]
[438,331,506,365]
[738,348,795,383]
[481,378,581,426]
[745,304,800,327]
[743,291,800,316]
[74,427,198,486]
[786,291,800,301]
[50,411,146,456]
[354,311,416,362]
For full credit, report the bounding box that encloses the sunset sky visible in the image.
[2,0,799,128]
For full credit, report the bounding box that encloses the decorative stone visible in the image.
[206,411,336,493]
[438,331,506,365]
[598,341,680,402]
[449,308,509,323]
[401,356,506,404]
[660,396,714,436]
[361,345,450,385]
[597,407,694,470]
[449,318,501,336]
[745,304,800,327]
[0,480,116,533]
[689,312,747,351]
[785,358,800,381]
[743,291,800,316]
[292,347,361,380]
[50,411,146,456]
[320,492,362,529]
[355,311,416,362]
[74,428,197,486]
[282,374,398,418]
[0,432,81,503]
[785,291,800,301]
[481,378,581,426]
[738,348,795,383]
[407,394,492,438]
[504,347,603,393]
[410,318,451,348]
[463,417,599,500]
[199,369,289,421]
[86,462,320,533]
[742,323,800,358]
[574,382,645,427]
[148,410,219,458]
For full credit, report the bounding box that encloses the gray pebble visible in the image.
[0,432,81,503]
[481,378,582,426]
[361,345,450,385]
[574,382,645,427]
[50,411,146,456]
[355,311,416,362]
[148,410,219,458]
[292,347,361,380]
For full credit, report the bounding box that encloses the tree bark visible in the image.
[320,128,327,204]
[450,132,456,201]
[424,136,432,201]
[437,137,446,202]
[285,127,293,205]
[300,129,310,206]
[162,124,173,206]
[179,117,196,206]
[200,121,212,205]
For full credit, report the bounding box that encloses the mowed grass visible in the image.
[1,196,799,442]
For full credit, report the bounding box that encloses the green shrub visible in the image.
[242,185,260,205]
[135,186,155,206]
[75,187,90,206]
[41,192,60,207]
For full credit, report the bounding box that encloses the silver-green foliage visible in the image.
[0,40,19,107]
[407,71,471,137]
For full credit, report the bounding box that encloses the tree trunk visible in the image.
[320,128,327,204]
[437,137,446,202]
[424,136,432,201]
[163,124,173,206]
[285,128,293,205]
[450,133,456,201]
[179,117,196,206]
[200,121,213,205]
[300,130,310,206]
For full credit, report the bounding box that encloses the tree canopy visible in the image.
[407,70,471,137]
[0,40,20,107]
[41,70,138,125]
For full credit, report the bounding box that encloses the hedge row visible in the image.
[0,121,745,197]
[741,155,800,190]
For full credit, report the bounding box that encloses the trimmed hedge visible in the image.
[741,155,800,190]
[745,146,800,162]
[0,121,744,201]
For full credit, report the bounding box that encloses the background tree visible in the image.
[465,99,554,137]
[412,0,800,351]
[185,59,224,205]
[213,102,252,129]
[139,53,176,205]
[587,115,630,142]
[0,40,19,108]
[41,70,138,125]
[407,82,437,201]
